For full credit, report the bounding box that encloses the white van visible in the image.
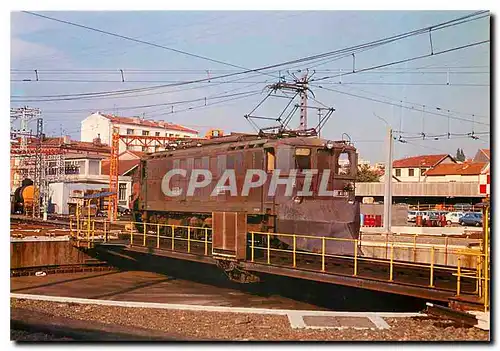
[446,211,465,225]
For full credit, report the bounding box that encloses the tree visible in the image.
[456,148,466,162]
[356,164,381,182]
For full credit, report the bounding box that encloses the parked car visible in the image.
[418,211,430,221]
[459,212,483,227]
[118,206,131,216]
[407,211,417,222]
[445,211,465,225]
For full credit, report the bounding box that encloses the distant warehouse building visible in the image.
[81,112,199,154]
[424,162,489,182]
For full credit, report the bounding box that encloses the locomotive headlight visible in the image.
[326,140,334,150]
[293,196,303,204]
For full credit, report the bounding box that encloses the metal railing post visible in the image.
[267,233,271,264]
[444,236,448,266]
[321,237,326,272]
[385,234,388,259]
[484,206,489,312]
[143,222,147,246]
[157,223,160,249]
[104,221,107,243]
[353,240,358,276]
[293,235,296,268]
[429,246,435,288]
[70,218,73,237]
[187,227,191,253]
[475,255,480,294]
[457,257,461,296]
[389,243,394,281]
[171,225,175,250]
[92,220,95,242]
[413,235,417,262]
[130,222,133,245]
[205,228,208,256]
[251,232,254,262]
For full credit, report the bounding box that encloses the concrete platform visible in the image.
[362,226,481,236]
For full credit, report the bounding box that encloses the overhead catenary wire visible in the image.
[335,85,489,119]
[14,10,489,102]
[311,84,489,126]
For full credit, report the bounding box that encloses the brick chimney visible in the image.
[63,135,71,144]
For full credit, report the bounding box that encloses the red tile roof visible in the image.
[393,154,451,168]
[480,148,490,160]
[99,113,198,134]
[425,162,487,176]
[28,137,111,154]
[118,150,145,159]
[101,159,140,176]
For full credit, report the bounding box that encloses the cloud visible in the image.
[11,37,73,69]
[11,12,56,37]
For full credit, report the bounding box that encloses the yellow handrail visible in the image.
[267,233,271,265]
[92,218,487,302]
[205,228,209,256]
[389,243,394,281]
[429,246,435,288]
[157,223,160,249]
[321,237,325,272]
[293,235,296,268]
[251,232,255,262]
[353,240,358,276]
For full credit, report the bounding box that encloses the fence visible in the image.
[69,217,489,312]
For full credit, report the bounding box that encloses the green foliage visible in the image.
[356,164,380,182]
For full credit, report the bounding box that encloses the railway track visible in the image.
[11,263,116,278]
[130,233,477,294]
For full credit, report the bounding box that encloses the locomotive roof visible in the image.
[144,134,356,160]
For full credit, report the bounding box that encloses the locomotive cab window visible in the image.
[295,148,311,170]
[265,148,275,171]
[336,150,354,176]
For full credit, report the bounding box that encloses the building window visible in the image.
[64,160,83,175]
[408,168,415,177]
[126,145,133,150]
[421,168,427,176]
[168,133,174,137]
[395,169,401,177]
[142,130,149,136]
[142,146,149,152]
[155,132,160,136]
[126,129,134,135]
[119,183,127,201]
[47,161,58,176]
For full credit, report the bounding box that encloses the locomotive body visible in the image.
[131,133,360,253]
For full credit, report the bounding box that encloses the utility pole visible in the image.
[383,127,393,233]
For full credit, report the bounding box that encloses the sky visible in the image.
[10,10,490,163]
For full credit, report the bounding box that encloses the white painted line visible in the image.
[10,293,424,318]
[287,312,307,329]
[368,316,390,329]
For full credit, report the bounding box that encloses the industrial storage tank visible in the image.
[12,179,35,214]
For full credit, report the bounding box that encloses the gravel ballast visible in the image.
[10,298,489,341]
